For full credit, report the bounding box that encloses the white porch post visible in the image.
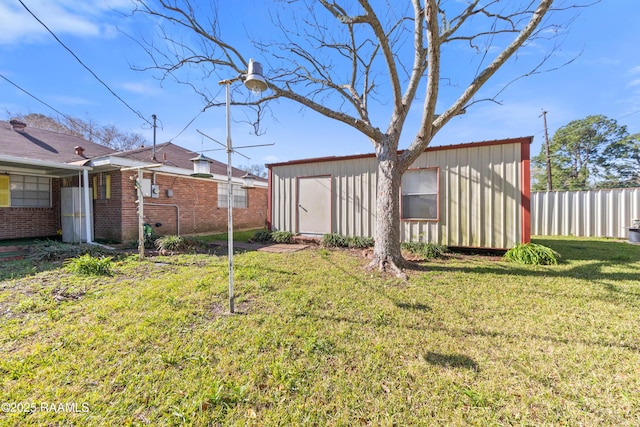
[82,168,93,243]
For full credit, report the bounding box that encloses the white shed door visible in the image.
[297,176,331,235]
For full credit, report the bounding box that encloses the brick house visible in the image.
[0,119,267,243]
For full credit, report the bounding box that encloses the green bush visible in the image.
[322,233,348,248]
[64,254,112,276]
[155,235,203,253]
[322,233,375,248]
[252,230,273,243]
[401,241,448,259]
[271,231,295,244]
[347,236,374,249]
[504,243,560,265]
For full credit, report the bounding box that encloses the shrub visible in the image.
[322,233,348,248]
[322,233,374,248]
[155,235,185,252]
[252,230,273,243]
[271,231,294,244]
[401,242,448,259]
[155,235,203,253]
[347,236,374,249]
[504,243,560,265]
[64,254,112,276]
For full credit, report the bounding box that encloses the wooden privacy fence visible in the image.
[531,188,640,238]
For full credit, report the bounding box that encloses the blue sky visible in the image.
[1,0,639,169]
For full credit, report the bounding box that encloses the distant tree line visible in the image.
[532,115,640,191]
[5,112,147,151]
[239,164,267,179]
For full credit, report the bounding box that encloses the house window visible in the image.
[10,175,51,207]
[401,168,439,220]
[94,173,111,200]
[218,183,247,208]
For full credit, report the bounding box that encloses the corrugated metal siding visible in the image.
[401,142,522,248]
[270,157,378,237]
[270,140,525,249]
[531,188,640,238]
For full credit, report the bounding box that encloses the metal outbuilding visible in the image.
[267,136,532,250]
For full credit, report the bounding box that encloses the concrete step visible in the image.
[0,246,28,261]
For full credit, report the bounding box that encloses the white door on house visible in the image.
[297,176,331,235]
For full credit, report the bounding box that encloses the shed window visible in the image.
[401,168,439,220]
[218,183,247,208]
[10,175,51,207]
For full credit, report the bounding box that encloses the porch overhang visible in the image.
[89,155,268,188]
[0,154,92,177]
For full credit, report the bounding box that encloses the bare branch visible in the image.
[432,0,554,136]
[399,0,441,170]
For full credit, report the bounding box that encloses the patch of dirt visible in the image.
[51,286,86,302]
[207,299,254,317]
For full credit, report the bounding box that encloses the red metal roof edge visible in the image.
[266,136,534,168]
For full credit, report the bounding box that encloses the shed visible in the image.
[267,136,532,249]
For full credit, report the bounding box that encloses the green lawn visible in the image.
[195,228,264,244]
[0,237,639,425]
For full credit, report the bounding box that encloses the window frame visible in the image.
[400,167,440,222]
[217,182,248,209]
[9,174,52,208]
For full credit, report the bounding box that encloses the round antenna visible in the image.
[244,59,268,94]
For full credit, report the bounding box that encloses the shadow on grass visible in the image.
[402,237,640,307]
[0,259,62,282]
[393,301,432,311]
[423,351,480,372]
[307,309,640,353]
[533,237,640,263]
[416,261,640,307]
[312,248,640,354]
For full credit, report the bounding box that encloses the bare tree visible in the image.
[133,0,589,277]
[239,164,268,179]
[5,112,147,151]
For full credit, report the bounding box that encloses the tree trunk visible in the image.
[367,142,406,279]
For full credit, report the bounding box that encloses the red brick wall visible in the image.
[92,171,124,242]
[0,170,267,243]
[0,179,61,240]
[95,171,268,243]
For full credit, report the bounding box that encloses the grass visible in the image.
[0,236,639,425]
[195,229,264,244]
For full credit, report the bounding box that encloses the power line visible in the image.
[17,0,151,126]
[1,73,69,120]
[1,72,117,146]
[617,108,640,121]
[169,109,205,142]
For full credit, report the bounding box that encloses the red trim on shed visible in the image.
[266,136,533,168]
[267,167,273,231]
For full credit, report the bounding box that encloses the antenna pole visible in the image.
[152,114,157,161]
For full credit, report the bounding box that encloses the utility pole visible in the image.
[541,110,553,191]
[151,114,157,161]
